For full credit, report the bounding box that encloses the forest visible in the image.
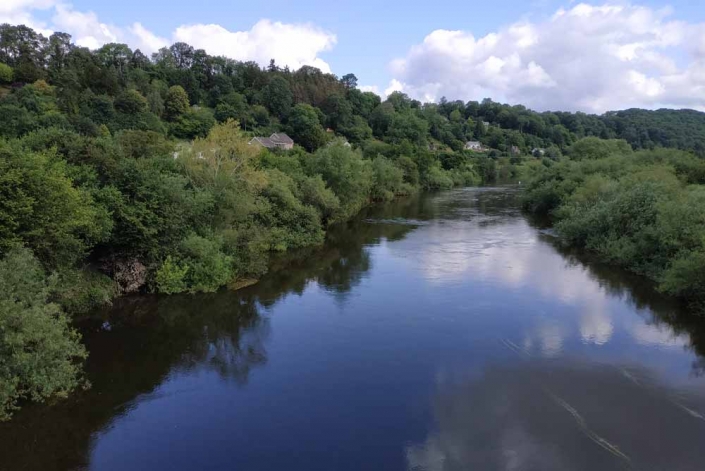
[1,23,705,420]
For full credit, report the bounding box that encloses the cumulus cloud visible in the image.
[0,2,335,72]
[51,3,120,50]
[388,3,705,112]
[129,22,168,54]
[173,20,336,72]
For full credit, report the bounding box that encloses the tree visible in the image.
[0,247,88,421]
[286,104,327,151]
[569,137,633,160]
[474,119,486,138]
[170,108,215,139]
[0,62,12,83]
[146,89,164,117]
[262,76,292,120]
[0,144,111,267]
[114,89,148,114]
[164,85,190,121]
[305,144,373,220]
[347,89,380,119]
[339,115,372,144]
[321,93,353,130]
[340,73,358,89]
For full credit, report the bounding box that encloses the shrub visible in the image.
[0,63,13,84]
[156,256,189,294]
[0,248,88,421]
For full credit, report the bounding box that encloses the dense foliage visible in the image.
[523,140,705,309]
[0,248,87,420]
[1,23,705,418]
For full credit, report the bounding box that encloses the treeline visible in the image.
[523,138,705,310]
[3,24,705,156]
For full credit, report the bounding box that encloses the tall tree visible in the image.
[164,85,190,121]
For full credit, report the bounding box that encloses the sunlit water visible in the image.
[3,187,705,471]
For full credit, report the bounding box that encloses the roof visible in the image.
[270,133,294,145]
[249,136,276,147]
[466,141,481,145]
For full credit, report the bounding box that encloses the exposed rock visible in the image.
[102,257,147,294]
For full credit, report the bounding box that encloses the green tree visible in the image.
[0,62,12,83]
[305,144,373,220]
[164,85,190,121]
[146,89,164,117]
[340,73,358,89]
[262,76,293,120]
[287,103,327,151]
[114,89,148,114]
[569,137,633,160]
[321,93,353,130]
[0,247,88,421]
[0,145,112,267]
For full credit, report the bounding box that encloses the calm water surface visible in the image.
[3,187,705,471]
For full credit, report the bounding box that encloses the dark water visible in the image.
[3,187,705,471]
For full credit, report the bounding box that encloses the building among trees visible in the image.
[249,132,295,150]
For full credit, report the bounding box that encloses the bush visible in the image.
[155,256,189,294]
[523,146,705,308]
[371,156,409,201]
[424,164,454,190]
[0,62,13,84]
[305,144,373,220]
[178,234,233,293]
[661,251,705,303]
[55,268,115,314]
[0,248,88,421]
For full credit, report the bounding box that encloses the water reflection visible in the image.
[0,217,417,471]
[406,359,705,471]
[0,294,269,471]
[2,187,705,471]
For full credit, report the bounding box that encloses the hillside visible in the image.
[1,24,705,157]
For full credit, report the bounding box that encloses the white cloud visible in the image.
[1,2,335,72]
[359,84,381,96]
[173,20,336,72]
[52,3,120,50]
[0,0,54,15]
[388,2,705,112]
[129,22,168,54]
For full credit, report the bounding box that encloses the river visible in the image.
[2,186,705,471]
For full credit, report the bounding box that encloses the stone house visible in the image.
[249,133,295,150]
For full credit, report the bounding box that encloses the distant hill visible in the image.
[0,23,703,156]
[602,109,705,154]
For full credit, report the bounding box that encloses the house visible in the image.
[327,137,352,148]
[464,141,486,152]
[482,121,491,127]
[532,148,546,156]
[510,146,521,155]
[249,132,295,150]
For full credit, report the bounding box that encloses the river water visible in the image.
[3,186,705,471]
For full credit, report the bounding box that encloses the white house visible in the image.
[464,141,486,151]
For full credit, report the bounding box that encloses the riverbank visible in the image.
[521,146,705,311]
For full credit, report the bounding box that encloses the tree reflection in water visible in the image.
[0,204,418,471]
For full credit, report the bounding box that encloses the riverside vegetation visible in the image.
[1,24,705,419]
[522,137,705,312]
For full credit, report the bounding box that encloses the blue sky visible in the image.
[60,0,705,89]
[4,1,705,112]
